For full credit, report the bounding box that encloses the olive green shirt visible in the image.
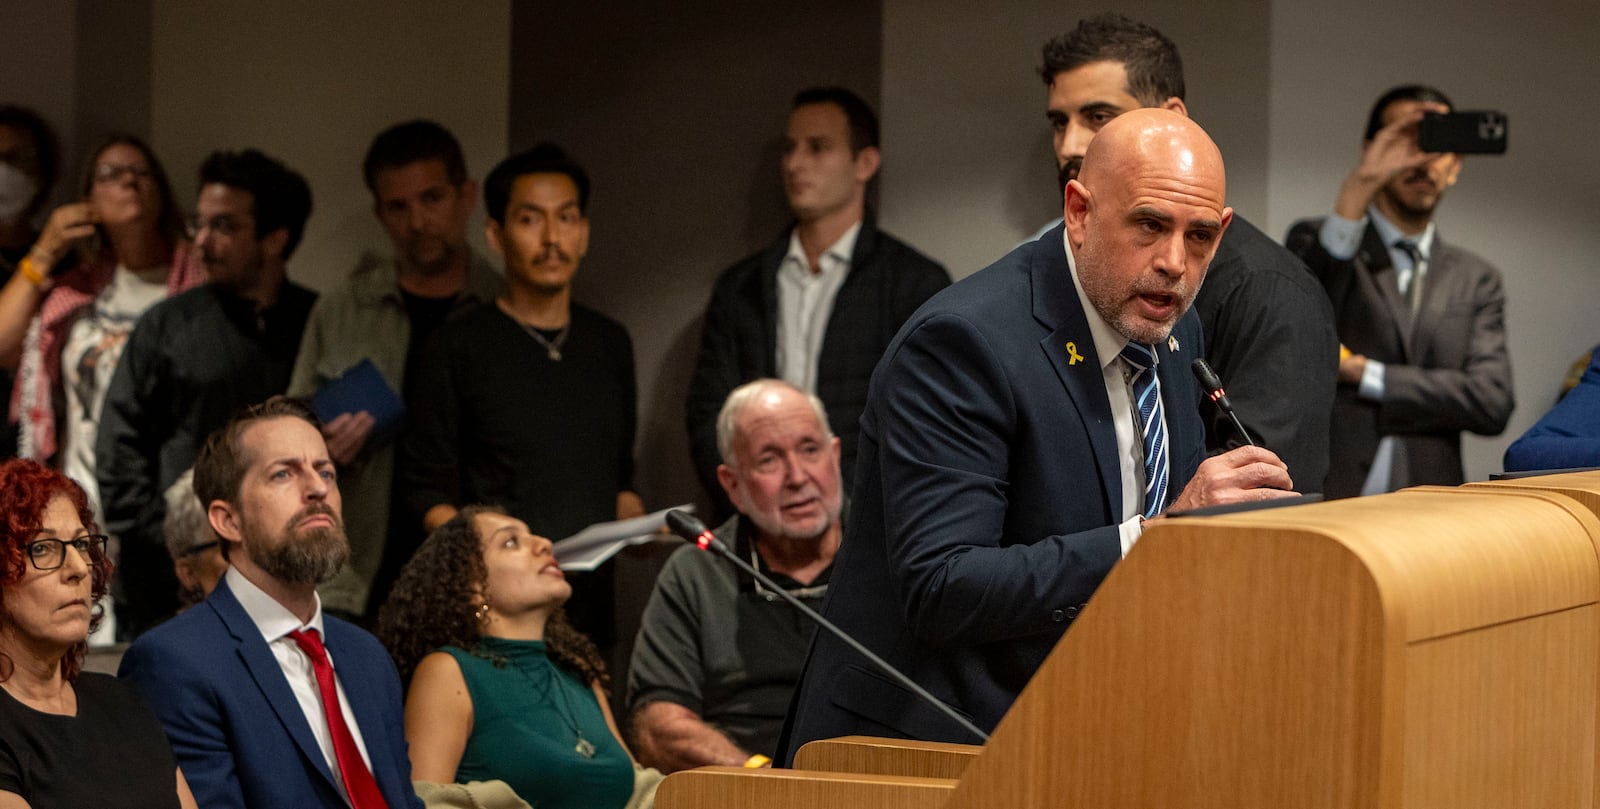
[291,250,503,614]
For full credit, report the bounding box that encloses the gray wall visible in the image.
[148,1,510,294]
[880,0,1273,276]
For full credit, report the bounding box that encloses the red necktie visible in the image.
[289,628,390,809]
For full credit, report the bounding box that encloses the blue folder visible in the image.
[310,359,405,442]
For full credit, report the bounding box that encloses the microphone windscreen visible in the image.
[664,509,707,541]
[1191,358,1224,393]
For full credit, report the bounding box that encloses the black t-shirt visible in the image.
[0,672,179,809]
[401,300,636,646]
[399,289,459,401]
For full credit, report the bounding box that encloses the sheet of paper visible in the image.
[552,504,694,571]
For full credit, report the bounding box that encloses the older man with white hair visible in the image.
[627,378,842,773]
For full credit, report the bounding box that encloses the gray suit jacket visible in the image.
[1285,218,1513,496]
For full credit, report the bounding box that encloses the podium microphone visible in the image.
[663,509,990,743]
[1191,358,1257,447]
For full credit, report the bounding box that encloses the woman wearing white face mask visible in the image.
[0,106,62,459]
[0,134,203,532]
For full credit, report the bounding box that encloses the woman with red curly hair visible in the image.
[0,458,196,809]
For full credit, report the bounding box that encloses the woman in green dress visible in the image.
[377,506,635,809]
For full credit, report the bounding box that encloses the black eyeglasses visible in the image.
[93,163,154,184]
[24,535,109,571]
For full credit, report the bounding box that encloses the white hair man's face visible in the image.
[719,389,843,543]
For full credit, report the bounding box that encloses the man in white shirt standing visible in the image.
[120,397,422,809]
[686,86,949,517]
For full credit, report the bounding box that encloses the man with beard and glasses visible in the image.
[402,143,640,661]
[120,397,424,809]
[98,149,317,638]
[628,379,842,773]
[1034,14,1337,493]
[782,110,1297,755]
[288,120,503,621]
[1285,85,1512,497]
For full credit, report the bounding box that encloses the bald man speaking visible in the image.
[782,110,1296,752]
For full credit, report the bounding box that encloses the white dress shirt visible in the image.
[1063,230,1165,556]
[226,566,374,804]
[776,222,861,392]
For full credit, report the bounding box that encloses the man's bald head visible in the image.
[1076,108,1226,200]
[1065,108,1232,344]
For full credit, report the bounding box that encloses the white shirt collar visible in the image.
[1367,205,1436,259]
[225,566,326,644]
[1063,229,1147,370]
[782,220,862,277]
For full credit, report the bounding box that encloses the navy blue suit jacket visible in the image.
[118,577,422,809]
[1504,346,1600,471]
[783,225,1207,753]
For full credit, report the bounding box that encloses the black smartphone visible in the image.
[1418,111,1508,155]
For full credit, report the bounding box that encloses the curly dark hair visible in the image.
[0,459,112,684]
[375,505,608,688]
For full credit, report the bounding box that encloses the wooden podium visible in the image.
[657,487,1600,808]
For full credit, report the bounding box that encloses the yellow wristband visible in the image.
[17,256,45,287]
[742,754,771,768]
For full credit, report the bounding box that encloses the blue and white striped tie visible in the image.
[1119,342,1169,518]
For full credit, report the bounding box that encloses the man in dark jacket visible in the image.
[686,86,948,516]
[98,149,316,638]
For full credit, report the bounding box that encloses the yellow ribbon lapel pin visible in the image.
[1065,341,1086,366]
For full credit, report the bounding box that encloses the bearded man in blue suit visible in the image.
[120,397,422,809]
[783,110,1299,755]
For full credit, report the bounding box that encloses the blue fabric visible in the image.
[1504,347,1600,472]
[1119,342,1169,517]
[118,577,422,809]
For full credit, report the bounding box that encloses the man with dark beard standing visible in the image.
[1285,85,1513,497]
[1036,15,1337,491]
[120,398,424,809]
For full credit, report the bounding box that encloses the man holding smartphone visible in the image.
[1285,84,1513,498]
